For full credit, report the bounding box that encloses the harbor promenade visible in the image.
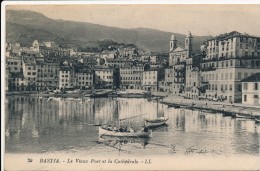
[162,94,260,118]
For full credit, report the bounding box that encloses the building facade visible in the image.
[142,69,158,91]
[94,67,114,89]
[75,70,94,89]
[200,31,260,103]
[120,66,143,89]
[241,73,260,106]
[36,61,60,90]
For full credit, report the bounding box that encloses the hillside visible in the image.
[6,10,211,53]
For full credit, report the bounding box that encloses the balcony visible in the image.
[201,66,216,72]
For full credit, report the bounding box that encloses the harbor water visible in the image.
[5,96,260,157]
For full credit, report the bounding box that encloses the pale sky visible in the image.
[6,4,260,36]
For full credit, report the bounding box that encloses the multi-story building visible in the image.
[200,31,260,103]
[169,32,193,95]
[159,68,174,92]
[75,69,94,89]
[185,54,202,98]
[120,66,143,89]
[6,56,22,73]
[94,67,114,89]
[142,69,158,91]
[241,73,260,106]
[8,72,27,91]
[59,63,75,90]
[22,55,37,91]
[36,61,60,91]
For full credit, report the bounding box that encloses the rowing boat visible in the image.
[98,127,151,138]
[145,117,168,127]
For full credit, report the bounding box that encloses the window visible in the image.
[238,84,242,92]
[230,73,233,79]
[244,83,248,90]
[230,84,233,91]
[245,44,248,49]
[254,95,259,99]
[255,83,258,90]
[245,52,248,57]
[225,73,228,80]
[244,95,247,102]
[240,43,243,49]
[238,72,242,80]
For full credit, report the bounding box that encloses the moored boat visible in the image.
[255,118,260,124]
[236,113,255,119]
[98,127,151,138]
[145,117,168,127]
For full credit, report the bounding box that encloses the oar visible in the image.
[119,113,149,121]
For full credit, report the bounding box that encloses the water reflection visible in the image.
[5,96,260,156]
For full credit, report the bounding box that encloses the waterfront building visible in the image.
[75,69,94,89]
[36,61,60,91]
[120,66,143,89]
[8,72,27,91]
[159,67,174,92]
[200,31,260,103]
[94,67,114,89]
[169,32,193,95]
[142,69,158,91]
[185,54,202,99]
[58,61,75,90]
[22,55,37,91]
[241,73,260,106]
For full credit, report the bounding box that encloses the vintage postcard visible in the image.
[1,2,260,170]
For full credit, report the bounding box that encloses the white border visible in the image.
[1,2,260,171]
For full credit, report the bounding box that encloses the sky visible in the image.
[5,4,260,37]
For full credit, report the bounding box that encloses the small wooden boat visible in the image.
[255,118,260,124]
[236,113,255,119]
[98,127,151,138]
[145,117,168,127]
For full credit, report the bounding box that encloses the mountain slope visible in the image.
[6,10,211,53]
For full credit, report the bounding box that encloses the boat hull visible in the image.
[145,121,167,127]
[236,113,255,119]
[145,118,168,127]
[98,127,151,138]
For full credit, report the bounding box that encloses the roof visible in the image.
[206,31,259,42]
[241,73,260,82]
[170,46,186,53]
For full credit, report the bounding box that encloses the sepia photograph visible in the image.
[1,2,260,170]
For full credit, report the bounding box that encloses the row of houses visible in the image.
[6,54,159,92]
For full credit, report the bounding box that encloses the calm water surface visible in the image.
[5,96,260,157]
